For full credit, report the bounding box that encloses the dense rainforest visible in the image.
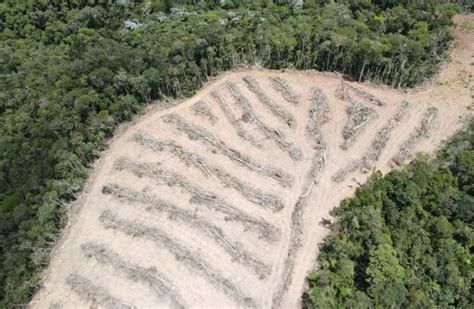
[304,122,474,308]
[0,0,471,306]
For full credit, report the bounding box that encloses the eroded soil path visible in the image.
[31,15,472,309]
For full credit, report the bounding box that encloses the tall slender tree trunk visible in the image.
[359,59,367,82]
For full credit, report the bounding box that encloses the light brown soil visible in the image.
[31,15,473,309]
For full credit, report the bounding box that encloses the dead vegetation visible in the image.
[270,77,299,104]
[337,79,379,150]
[341,100,378,150]
[226,82,303,161]
[133,132,284,211]
[333,101,410,182]
[366,101,409,165]
[66,273,133,309]
[192,100,217,124]
[33,52,472,308]
[161,113,295,187]
[99,210,257,308]
[273,143,328,308]
[343,81,385,106]
[114,158,280,242]
[80,242,186,308]
[210,91,262,148]
[243,76,295,127]
[306,87,329,145]
[393,107,438,165]
[102,184,271,278]
[272,89,329,307]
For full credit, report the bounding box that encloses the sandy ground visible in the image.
[30,15,473,309]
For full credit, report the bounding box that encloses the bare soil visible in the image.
[31,15,473,309]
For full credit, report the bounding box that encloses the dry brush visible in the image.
[343,81,385,106]
[66,273,133,309]
[226,82,303,161]
[340,100,377,150]
[161,113,294,187]
[332,101,410,182]
[192,100,217,124]
[393,107,438,165]
[102,184,271,278]
[272,89,329,308]
[80,242,186,309]
[99,210,257,308]
[114,158,280,242]
[133,132,284,212]
[210,91,262,148]
[270,77,299,104]
[243,76,295,127]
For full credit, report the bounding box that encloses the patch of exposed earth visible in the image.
[31,15,473,309]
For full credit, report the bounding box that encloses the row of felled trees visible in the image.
[0,0,466,305]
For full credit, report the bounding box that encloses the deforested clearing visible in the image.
[31,16,472,309]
